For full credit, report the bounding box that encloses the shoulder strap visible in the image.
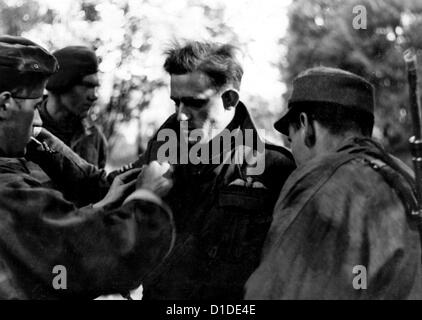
[361,155,419,219]
[361,155,422,262]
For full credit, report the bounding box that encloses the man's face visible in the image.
[287,123,313,167]
[170,72,230,144]
[5,96,42,157]
[60,73,99,119]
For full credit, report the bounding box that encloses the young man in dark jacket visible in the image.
[39,46,107,168]
[130,41,296,299]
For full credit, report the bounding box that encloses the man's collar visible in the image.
[335,135,375,154]
[145,101,265,168]
[158,101,263,147]
[40,96,87,134]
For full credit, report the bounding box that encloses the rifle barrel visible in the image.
[404,49,422,140]
[404,49,422,214]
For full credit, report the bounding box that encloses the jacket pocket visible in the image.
[201,185,273,265]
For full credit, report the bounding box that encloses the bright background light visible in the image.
[13,0,292,167]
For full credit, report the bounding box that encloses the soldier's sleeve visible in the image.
[106,135,159,181]
[26,129,110,205]
[107,118,176,181]
[107,116,178,181]
[107,154,146,182]
[0,174,175,298]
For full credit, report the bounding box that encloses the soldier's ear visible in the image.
[0,92,12,120]
[221,89,240,110]
[300,112,316,147]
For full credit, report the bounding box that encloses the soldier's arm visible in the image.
[0,171,174,298]
[107,122,170,181]
[26,128,110,205]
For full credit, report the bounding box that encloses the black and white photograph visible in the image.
[0,0,421,310]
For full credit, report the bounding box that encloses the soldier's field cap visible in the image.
[0,35,58,98]
[274,66,375,135]
[46,46,98,93]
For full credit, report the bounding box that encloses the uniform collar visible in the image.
[39,96,91,137]
[146,101,264,164]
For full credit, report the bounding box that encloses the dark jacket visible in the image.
[245,137,422,299]
[39,98,108,169]
[0,146,174,299]
[133,102,296,299]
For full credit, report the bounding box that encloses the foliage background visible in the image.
[1,0,422,167]
[282,0,422,162]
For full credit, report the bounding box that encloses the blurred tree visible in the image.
[1,0,240,167]
[281,0,422,159]
[0,0,54,35]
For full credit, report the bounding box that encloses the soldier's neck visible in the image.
[46,95,75,123]
[313,124,363,158]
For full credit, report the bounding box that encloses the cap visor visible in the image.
[274,108,294,136]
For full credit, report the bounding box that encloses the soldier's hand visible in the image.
[93,168,142,209]
[25,128,57,159]
[136,161,174,197]
[34,127,53,140]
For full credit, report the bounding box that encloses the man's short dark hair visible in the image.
[288,101,374,137]
[163,41,243,90]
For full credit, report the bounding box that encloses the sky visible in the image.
[222,0,291,99]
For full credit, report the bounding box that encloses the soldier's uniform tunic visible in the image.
[245,137,422,299]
